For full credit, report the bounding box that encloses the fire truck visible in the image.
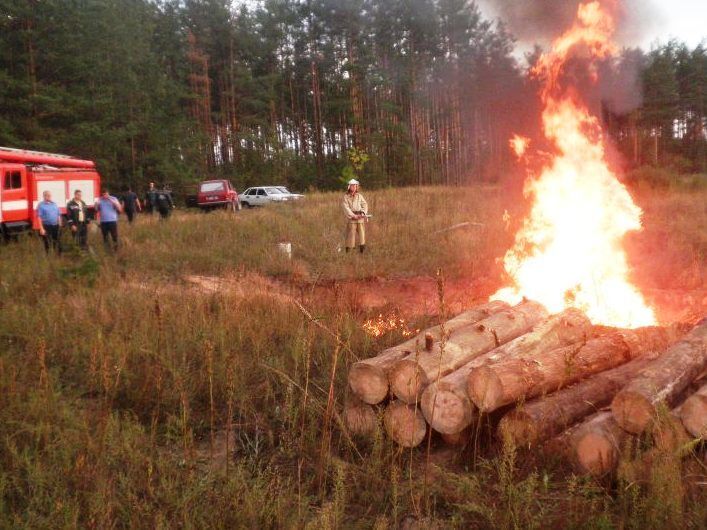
[0,147,101,236]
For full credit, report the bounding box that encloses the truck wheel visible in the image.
[241,201,250,208]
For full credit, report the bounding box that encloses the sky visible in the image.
[476,0,706,54]
[233,0,706,54]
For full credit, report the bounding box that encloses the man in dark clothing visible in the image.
[66,189,90,250]
[156,187,175,220]
[121,187,141,223]
[145,182,158,215]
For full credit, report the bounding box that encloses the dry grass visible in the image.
[0,183,705,528]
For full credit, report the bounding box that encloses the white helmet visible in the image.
[347,179,359,186]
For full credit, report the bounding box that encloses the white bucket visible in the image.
[277,242,292,260]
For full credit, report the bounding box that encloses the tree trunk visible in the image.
[612,320,707,434]
[348,300,509,405]
[383,401,427,448]
[469,326,676,413]
[498,351,662,447]
[421,309,591,435]
[389,301,548,404]
[678,381,707,440]
[567,411,631,476]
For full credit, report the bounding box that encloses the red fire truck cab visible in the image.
[0,147,101,236]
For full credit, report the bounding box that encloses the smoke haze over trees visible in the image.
[0,0,704,192]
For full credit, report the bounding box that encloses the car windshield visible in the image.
[200,182,225,192]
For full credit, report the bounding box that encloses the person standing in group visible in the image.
[121,187,142,224]
[145,182,158,215]
[95,189,122,251]
[36,190,62,255]
[342,178,368,253]
[155,186,175,220]
[66,189,90,250]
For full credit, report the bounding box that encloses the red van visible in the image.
[196,179,241,212]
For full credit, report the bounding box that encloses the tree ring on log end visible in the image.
[611,391,655,434]
[420,382,474,435]
[348,363,388,405]
[468,365,503,413]
[389,359,428,403]
[575,432,617,476]
[498,410,538,447]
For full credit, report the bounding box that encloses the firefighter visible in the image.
[121,186,141,223]
[66,189,89,250]
[95,189,123,251]
[155,186,175,220]
[342,178,368,253]
[145,182,158,215]
[36,190,62,255]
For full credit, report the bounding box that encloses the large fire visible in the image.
[493,1,656,328]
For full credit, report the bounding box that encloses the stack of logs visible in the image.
[346,300,707,476]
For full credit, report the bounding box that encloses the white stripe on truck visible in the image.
[1,199,29,211]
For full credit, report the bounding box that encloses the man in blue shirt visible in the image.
[95,189,122,251]
[36,190,62,254]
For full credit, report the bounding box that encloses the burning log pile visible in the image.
[345,300,707,475]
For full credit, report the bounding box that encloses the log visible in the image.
[612,319,707,434]
[498,351,662,447]
[652,404,692,453]
[678,381,707,440]
[348,300,510,404]
[343,395,378,437]
[389,300,548,404]
[421,309,591,435]
[383,401,427,448]
[440,428,471,447]
[469,326,676,413]
[570,411,631,476]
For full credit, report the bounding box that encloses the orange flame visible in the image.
[493,1,656,328]
[510,135,530,158]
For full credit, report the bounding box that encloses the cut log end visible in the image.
[343,402,378,437]
[349,363,389,405]
[441,428,471,446]
[611,391,655,434]
[497,410,539,447]
[389,359,427,404]
[420,382,474,435]
[680,394,707,440]
[467,365,503,413]
[384,401,427,448]
[575,432,619,476]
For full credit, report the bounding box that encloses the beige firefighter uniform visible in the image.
[342,192,368,249]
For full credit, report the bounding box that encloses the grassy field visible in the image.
[1,184,706,528]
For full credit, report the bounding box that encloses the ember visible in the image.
[362,313,418,338]
[493,1,656,328]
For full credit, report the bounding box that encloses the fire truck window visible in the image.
[4,171,22,190]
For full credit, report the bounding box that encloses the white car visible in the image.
[274,186,304,200]
[240,186,302,207]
